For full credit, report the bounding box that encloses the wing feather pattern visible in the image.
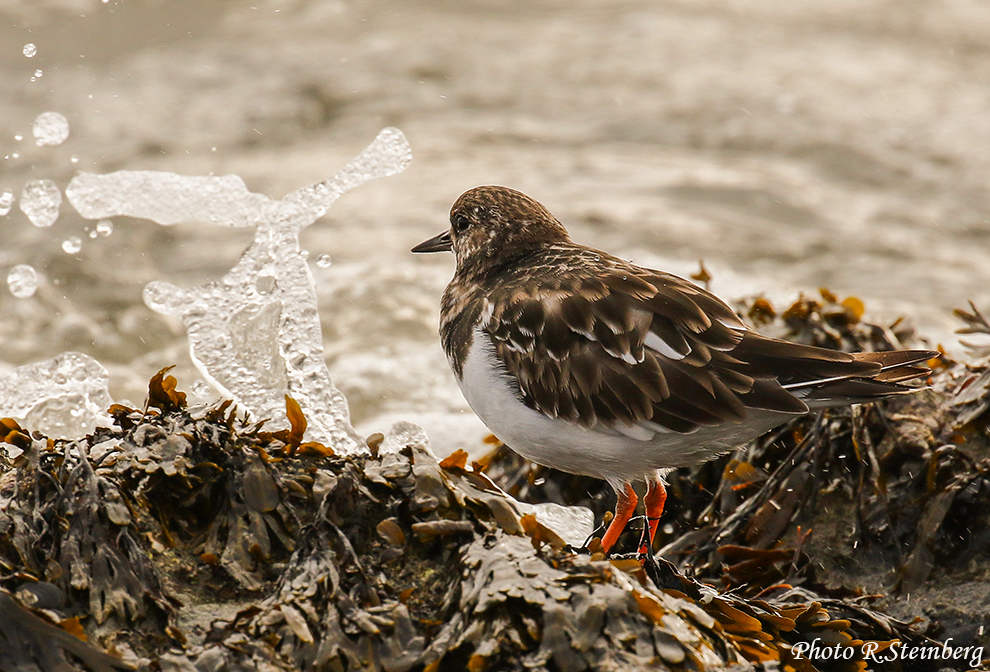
[474,245,933,435]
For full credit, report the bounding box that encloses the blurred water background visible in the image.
[1,0,989,452]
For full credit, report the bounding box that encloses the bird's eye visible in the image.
[453,214,471,233]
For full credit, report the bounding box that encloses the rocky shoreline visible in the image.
[1,293,988,672]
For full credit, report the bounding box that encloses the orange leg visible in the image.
[639,480,668,554]
[601,483,638,554]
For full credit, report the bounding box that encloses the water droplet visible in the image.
[0,191,13,216]
[13,134,23,142]
[33,69,43,79]
[88,230,98,239]
[70,155,80,164]
[7,264,38,298]
[33,112,70,147]
[23,43,37,58]
[96,219,114,237]
[316,253,332,268]
[19,179,62,227]
[62,236,82,254]
[190,379,212,397]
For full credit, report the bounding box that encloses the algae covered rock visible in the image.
[2,293,990,672]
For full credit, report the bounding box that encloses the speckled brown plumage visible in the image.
[423,186,930,434]
[413,185,936,553]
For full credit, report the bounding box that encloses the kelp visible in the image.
[481,290,990,670]
[1,292,988,671]
[0,591,132,672]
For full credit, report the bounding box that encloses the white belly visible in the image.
[455,327,791,486]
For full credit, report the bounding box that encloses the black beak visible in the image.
[411,230,453,253]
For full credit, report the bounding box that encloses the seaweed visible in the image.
[482,290,989,670]
[0,591,132,672]
[1,294,988,671]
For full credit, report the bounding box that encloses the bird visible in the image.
[412,185,936,555]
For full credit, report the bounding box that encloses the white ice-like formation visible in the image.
[61,236,83,254]
[65,128,412,453]
[32,112,70,147]
[96,219,114,237]
[0,191,13,216]
[68,172,273,227]
[515,500,596,549]
[7,264,39,299]
[0,352,113,439]
[19,179,62,227]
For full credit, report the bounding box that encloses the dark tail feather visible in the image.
[721,333,938,409]
[851,350,938,384]
[801,349,938,407]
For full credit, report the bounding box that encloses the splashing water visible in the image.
[86,219,115,239]
[19,179,62,227]
[32,112,70,147]
[5,127,591,543]
[0,352,113,439]
[62,236,83,254]
[190,379,213,398]
[7,264,39,299]
[68,172,272,227]
[66,128,412,452]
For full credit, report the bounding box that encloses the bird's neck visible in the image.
[454,244,557,287]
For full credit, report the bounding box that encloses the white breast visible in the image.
[455,327,789,485]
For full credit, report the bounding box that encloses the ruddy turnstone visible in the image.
[413,186,936,554]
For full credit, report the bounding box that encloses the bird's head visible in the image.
[412,186,571,278]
